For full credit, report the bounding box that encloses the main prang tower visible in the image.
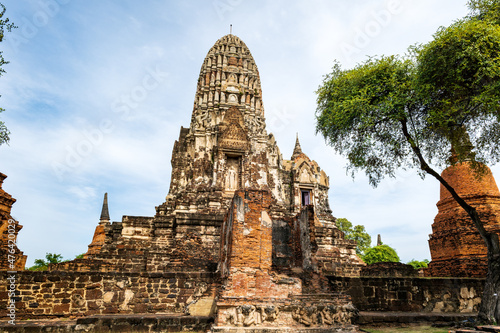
[80,34,363,281]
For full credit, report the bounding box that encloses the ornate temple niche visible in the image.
[228,94,238,104]
[224,154,242,195]
[298,163,314,184]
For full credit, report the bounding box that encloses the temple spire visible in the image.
[291,133,303,160]
[100,193,110,222]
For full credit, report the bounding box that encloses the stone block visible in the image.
[187,297,216,316]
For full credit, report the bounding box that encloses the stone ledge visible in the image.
[357,311,477,326]
[0,314,214,332]
[212,326,359,333]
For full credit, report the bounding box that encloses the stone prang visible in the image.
[4,35,363,331]
[77,34,364,278]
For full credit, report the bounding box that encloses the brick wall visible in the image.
[329,276,484,313]
[0,270,217,319]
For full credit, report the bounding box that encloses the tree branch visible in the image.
[400,118,493,247]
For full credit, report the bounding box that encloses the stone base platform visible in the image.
[357,311,477,326]
[211,326,359,333]
[0,314,214,332]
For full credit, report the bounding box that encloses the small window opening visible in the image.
[301,190,310,206]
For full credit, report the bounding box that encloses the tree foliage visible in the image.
[407,259,429,270]
[0,2,15,146]
[316,0,500,323]
[335,217,371,255]
[316,56,420,186]
[27,253,64,271]
[468,0,500,23]
[362,244,400,265]
[416,15,500,168]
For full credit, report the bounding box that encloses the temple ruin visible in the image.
[2,34,362,331]
[0,173,26,271]
[426,162,500,277]
[0,34,497,332]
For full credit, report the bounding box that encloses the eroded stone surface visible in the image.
[58,34,364,279]
[0,172,27,271]
[0,36,363,331]
[426,162,500,277]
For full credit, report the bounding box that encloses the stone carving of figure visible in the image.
[241,305,257,327]
[195,108,212,129]
[293,306,318,327]
[319,305,336,325]
[226,165,237,190]
[339,304,356,323]
[227,307,244,326]
[179,171,187,187]
[249,115,264,134]
[300,168,309,183]
[260,306,279,322]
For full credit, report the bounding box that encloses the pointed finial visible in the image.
[291,133,303,160]
[100,193,110,222]
[230,24,232,35]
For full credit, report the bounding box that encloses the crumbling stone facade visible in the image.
[25,34,364,331]
[0,173,26,271]
[330,276,484,313]
[0,270,216,318]
[426,162,500,277]
[75,34,363,280]
[0,34,490,332]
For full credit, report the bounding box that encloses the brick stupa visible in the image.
[426,162,500,277]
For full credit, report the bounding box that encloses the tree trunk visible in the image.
[400,119,500,323]
[424,169,500,323]
[478,234,500,324]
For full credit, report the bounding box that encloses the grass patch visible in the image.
[362,325,452,333]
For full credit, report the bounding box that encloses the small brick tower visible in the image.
[426,162,500,277]
[0,172,27,271]
[86,193,110,257]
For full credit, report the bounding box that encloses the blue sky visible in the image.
[0,0,488,266]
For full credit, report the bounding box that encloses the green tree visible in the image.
[335,217,371,256]
[316,0,500,323]
[407,259,429,270]
[0,3,15,146]
[27,253,64,271]
[362,244,400,265]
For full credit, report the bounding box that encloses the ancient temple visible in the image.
[78,34,363,277]
[0,172,27,271]
[426,162,500,277]
[49,34,364,330]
